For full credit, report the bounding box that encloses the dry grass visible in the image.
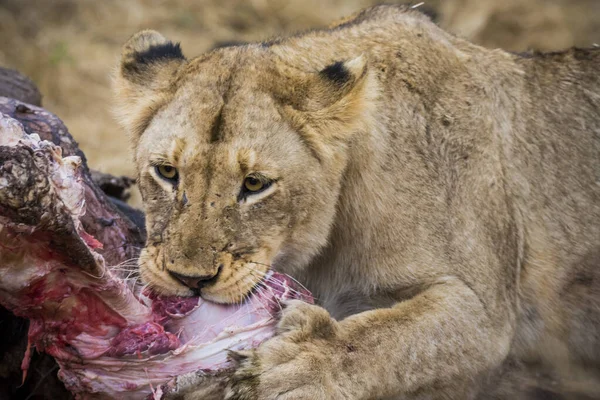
[0,0,598,185]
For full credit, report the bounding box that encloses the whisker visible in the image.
[235,271,281,315]
[263,275,317,301]
[254,282,280,317]
[79,265,107,280]
[250,260,312,296]
[235,263,301,299]
[248,285,276,320]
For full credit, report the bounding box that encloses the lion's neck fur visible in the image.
[286,13,600,329]
[281,15,520,318]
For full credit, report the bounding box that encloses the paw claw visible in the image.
[227,303,338,399]
[278,301,337,339]
[227,349,249,364]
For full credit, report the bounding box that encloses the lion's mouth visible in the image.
[143,249,275,304]
[202,267,265,303]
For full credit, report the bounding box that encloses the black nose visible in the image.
[168,269,220,290]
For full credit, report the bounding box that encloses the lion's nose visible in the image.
[168,268,220,290]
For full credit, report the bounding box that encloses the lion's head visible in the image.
[113,30,377,303]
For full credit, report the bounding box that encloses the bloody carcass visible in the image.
[0,100,311,399]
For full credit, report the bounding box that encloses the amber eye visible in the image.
[156,165,178,182]
[244,176,264,192]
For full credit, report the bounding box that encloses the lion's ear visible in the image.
[277,56,378,160]
[113,30,186,140]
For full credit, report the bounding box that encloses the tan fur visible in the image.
[114,5,600,399]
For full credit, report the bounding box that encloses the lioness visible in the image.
[113,5,600,399]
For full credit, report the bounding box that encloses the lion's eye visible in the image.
[239,174,273,202]
[244,176,264,192]
[156,165,178,182]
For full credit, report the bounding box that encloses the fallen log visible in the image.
[0,99,312,399]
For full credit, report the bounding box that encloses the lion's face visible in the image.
[135,79,334,303]
[114,31,375,303]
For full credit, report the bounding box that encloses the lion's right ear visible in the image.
[113,30,186,140]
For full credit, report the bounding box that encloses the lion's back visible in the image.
[512,47,600,381]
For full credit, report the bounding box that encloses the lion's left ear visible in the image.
[276,55,378,160]
[113,30,187,142]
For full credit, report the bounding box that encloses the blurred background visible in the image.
[0,0,599,197]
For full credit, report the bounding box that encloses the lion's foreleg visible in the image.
[228,276,513,399]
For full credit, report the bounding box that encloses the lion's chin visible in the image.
[199,271,263,304]
[140,264,265,304]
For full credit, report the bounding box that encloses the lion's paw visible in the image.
[225,301,344,400]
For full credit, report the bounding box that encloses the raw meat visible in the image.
[0,108,311,399]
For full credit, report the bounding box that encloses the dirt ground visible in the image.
[0,0,599,204]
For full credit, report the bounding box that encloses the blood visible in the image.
[79,230,103,250]
[150,293,199,324]
[68,289,128,337]
[107,322,180,357]
[22,273,72,308]
[23,278,48,305]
